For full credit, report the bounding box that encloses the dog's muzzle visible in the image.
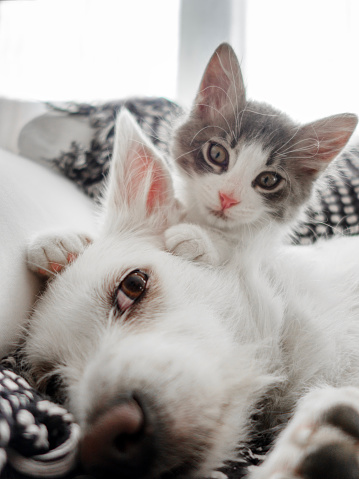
[80,395,156,478]
[79,392,204,479]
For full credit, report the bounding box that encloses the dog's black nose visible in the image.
[80,398,155,478]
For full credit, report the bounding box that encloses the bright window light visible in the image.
[0,0,180,101]
[245,0,359,123]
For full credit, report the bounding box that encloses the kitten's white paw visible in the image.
[164,223,221,265]
[26,231,93,278]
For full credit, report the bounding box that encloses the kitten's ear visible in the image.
[192,43,245,120]
[103,109,177,230]
[292,113,358,175]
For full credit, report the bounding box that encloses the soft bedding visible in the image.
[0,365,78,479]
[1,97,359,478]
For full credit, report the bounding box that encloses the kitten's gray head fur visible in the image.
[172,43,358,237]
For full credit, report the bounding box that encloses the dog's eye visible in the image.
[116,270,148,313]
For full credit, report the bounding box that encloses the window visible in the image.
[1,0,358,125]
[0,0,180,101]
[245,0,359,123]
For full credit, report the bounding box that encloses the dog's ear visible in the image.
[102,109,177,231]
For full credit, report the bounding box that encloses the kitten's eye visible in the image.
[116,270,148,314]
[254,171,283,190]
[206,143,229,167]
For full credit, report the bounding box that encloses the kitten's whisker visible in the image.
[276,165,293,197]
[276,139,316,156]
[276,146,319,159]
[236,106,248,142]
[281,155,318,161]
[225,49,242,137]
[192,101,233,139]
[259,129,278,146]
[275,126,302,154]
[277,134,327,159]
[302,224,322,243]
[241,110,279,117]
[137,118,163,138]
[190,124,229,145]
[316,213,353,236]
[131,139,148,148]
[174,146,201,163]
[199,83,237,140]
[133,123,160,142]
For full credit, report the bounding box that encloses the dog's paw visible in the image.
[164,224,221,265]
[249,387,359,479]
[26,231,93,278]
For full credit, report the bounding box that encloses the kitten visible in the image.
[165,43,358,265]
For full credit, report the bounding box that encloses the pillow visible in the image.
[0,147,94,358]
[0,97,47,154]
[19,98,184,198]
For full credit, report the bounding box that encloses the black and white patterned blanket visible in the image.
[0,365,81,479]
[3,97,359,478]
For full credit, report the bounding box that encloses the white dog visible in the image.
[25,110,359,479]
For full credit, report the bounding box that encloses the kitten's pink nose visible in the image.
[219,191,239,210]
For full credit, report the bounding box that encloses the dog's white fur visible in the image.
[25,111,359,478]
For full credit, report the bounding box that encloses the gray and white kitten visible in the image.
[165,43,358,265]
